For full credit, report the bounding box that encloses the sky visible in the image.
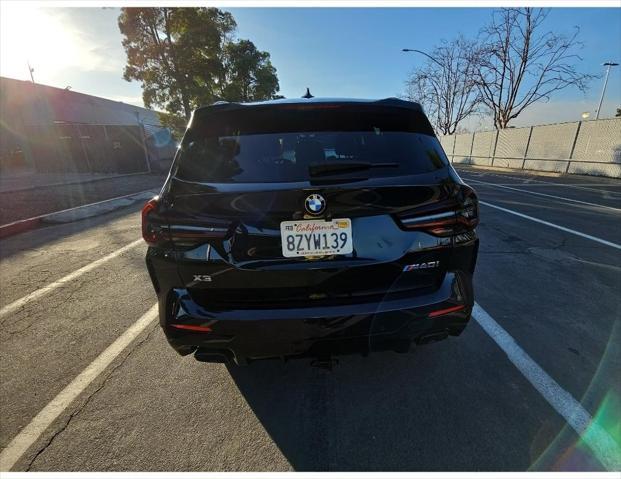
[1,5,620,129]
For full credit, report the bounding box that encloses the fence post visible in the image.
[19,123,35,173]
[490,129,500,167]
[138,122,152,174]
[102,125,111,174]
[522,126,533,170]
[76,124,93,174]
[566,121,582,174]
[469,132,475,165]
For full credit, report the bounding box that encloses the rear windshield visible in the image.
[174,105,449,183]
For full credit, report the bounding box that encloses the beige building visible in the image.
[0,76,176,175]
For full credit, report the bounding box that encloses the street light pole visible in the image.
[595,61,619,120]
[402,48,442,68]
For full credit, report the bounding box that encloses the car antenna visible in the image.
[302,88,314,99]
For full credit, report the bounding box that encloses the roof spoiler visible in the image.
[193,97,423,117]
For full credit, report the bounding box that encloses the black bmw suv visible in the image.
[143,97,479,365]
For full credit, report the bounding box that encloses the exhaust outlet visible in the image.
[194,351,230,363]
[417,331,449,345]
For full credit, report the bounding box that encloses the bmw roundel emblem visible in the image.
[305,194,326,215]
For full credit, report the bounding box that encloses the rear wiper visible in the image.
[308,162,398,177]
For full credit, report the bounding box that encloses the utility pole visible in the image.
[135,111,152,173]
[27,61,35,83]
[595,61,619,120]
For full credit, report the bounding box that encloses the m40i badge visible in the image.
[403,261,440,272]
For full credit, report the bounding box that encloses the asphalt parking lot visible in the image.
[0,166,619,472]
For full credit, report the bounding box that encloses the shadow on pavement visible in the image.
[226,326,572,471]
[0,204,143,262]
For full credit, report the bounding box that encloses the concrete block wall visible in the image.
[440,118,621,178]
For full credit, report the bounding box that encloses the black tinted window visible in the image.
[175,105,448,183]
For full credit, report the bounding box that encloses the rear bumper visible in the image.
[159,271,474,364]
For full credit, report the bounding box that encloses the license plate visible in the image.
[280,219,353,258]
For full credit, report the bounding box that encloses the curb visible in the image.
[0,217,43,239]
[0,171,154,195]
[0,190,157,240]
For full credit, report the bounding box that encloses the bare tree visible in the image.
[405,36,482,135]
[474,8,595,129]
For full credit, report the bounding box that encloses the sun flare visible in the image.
[1,5,92,81]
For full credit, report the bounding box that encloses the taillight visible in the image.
[168,225,229,244]
[142,197,228,247]
[170,323,212,333]
[460,192,479,227]
[429,304,466,318]
[398,186,478,237]
[400,210,459,236]
[142,196,162,246]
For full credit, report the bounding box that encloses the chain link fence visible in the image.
[0,121,176,176]
[440,118,621,178]
[142,122,178,173]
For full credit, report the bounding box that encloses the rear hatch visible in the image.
[162,100,470,310]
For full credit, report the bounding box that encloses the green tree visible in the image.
[221,40,280,102]
[118,8,280,121]
[616,107,621,118]
[157,111,188,141]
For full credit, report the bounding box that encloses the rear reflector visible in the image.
[170,324,212,332]
[428,304,466,318]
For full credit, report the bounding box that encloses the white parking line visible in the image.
[468,179,621,212]
[2,301,618,471]
[473,303,621,471]
[0,304,159,471]
[480,201,621,250]
[463,181,621,187]
[460,172,621,195]
[0,239,144,320]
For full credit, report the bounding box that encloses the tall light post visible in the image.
[595,61,619,120]
[402,48,442,68]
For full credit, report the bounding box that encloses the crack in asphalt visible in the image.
[0,278,90,332]
[23,322,159,471]
[2,319,37,336]
[0,247,145,330]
